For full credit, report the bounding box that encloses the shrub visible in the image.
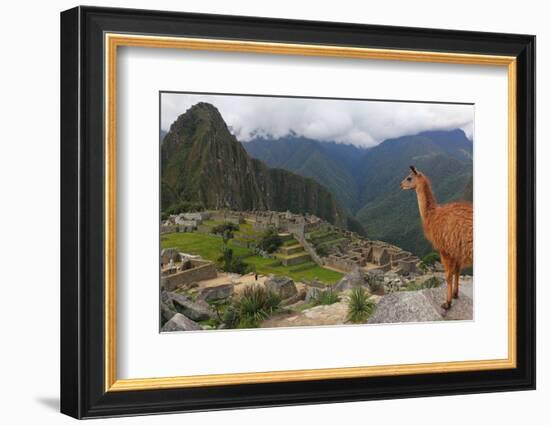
[347,287,375,324]
[211,222,240,247]
[417,261,429,273]
[421,251,440,266]
[217,248,249,274]
[258,228,283,253]
[312,289,340,306]
[422,276,443,288]
[405,276,443,291]
[222,285,281,329]
[315,245,329,257]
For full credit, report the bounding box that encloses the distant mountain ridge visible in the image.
[244,136,367,212]
[161,103,363,232]
[243,128,473,256]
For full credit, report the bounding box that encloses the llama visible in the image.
[400,166,473,309]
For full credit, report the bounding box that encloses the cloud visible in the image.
[161,93,474,147]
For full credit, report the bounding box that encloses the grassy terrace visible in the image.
[161,230,343,284]
[282,237,299,246]
[161,232,251,260]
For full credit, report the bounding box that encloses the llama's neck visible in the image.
[415,177,437,224]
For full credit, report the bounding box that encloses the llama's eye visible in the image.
[407,177,412,181]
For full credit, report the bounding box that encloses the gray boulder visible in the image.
[198,284,234,302]
[333,266,366,292]
[160,302,176,325]
[423,286,473,320]
[160,290,177,325]
[303,279,326,289]
[169,292,215,321]
[305,286,324,303]
[160,290,175,308]
[161,313,202,332]
[282,287,307,306]
[265,276,297,300]
[368,291,442,324]
[368,284,473,324]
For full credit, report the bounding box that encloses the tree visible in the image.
[218,248,248,274]
[258,228,283,253]
[211,222,240,250]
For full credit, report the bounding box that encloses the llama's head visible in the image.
[400,166,423,190]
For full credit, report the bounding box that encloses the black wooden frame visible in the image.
[60,6,536,419]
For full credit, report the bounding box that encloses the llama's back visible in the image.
[425,202,473,266]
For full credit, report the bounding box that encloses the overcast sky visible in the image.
[161,93,474,147]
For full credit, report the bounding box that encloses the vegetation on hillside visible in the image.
[258,228,283,253]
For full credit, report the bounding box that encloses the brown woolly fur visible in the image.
[401,166,473,309]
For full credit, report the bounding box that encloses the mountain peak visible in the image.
[161,103,350,230]
[170,102,226,133]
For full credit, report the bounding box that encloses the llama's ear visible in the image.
[410,165,418,175]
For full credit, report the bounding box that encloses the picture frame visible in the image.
[60,5,535,419]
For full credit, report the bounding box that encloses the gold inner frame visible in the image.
[104,33,517,392]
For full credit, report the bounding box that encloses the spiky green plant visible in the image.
[312,289,340,306]
[222,285,281,329]
[347,287,375,324]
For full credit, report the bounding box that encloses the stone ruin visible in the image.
[248,210,325,237]
[160,248,217,292]
[161,211,211,234]
[160,209,420,276]
[324,239,419,275]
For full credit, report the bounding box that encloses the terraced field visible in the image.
[306,230,349,250]
[161,229,343,284]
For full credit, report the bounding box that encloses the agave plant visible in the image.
[347,287,375,324]
[222,285,281,329]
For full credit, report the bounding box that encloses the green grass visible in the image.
[244,256,342,284]
[161,232,251,260]
[282,238,299,247]
[162,232,343,284]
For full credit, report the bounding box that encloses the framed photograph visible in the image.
[60,6,535,419]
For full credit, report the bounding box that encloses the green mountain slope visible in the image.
[243,136,366,212]
[356,130,473,255]
[161,103,354,230]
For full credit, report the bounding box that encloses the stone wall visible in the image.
[160,224,179,234]
[161,259,217,291]
[294,231,324,267]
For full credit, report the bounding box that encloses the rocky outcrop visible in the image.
[367,283,473,324]
[265,276,297,300]
[261,299,350,328]
[198,284,234,302]
[161,313,202,332]
[305,286,324,303]
[160,291,177,325]
[169,292,215,321]
[333,266,367,292]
